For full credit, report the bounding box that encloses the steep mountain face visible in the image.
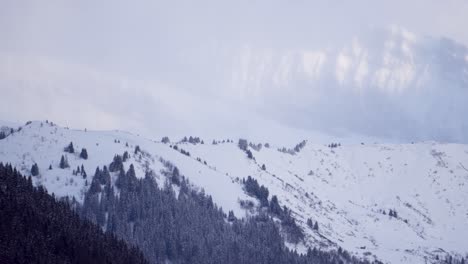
[225,27,468,142]
[1,121,467,263]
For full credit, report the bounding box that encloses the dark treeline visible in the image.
[243,176,305,244]
[81,155,377,264]
[278,140,307,155]
[0,163,148,264]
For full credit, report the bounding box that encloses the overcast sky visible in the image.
[1,0,468,143]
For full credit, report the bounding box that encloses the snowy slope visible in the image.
[1,121,467,263]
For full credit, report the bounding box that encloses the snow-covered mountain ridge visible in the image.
[0,121,467,263]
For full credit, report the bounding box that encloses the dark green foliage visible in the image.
[123,151,130,162]
[293,140,307,152]
[80,148,88,159]
[180,148,190,156]
[115,164,138,192]
[134,145,141,154]
[94,166,111,186]
[262,164,266,170]
[238,139,248,151]
[243,176,269,207]
[0,131,5,140]
[64,142,75,153]
[49,164,52,170]
[237,138,255,159]
[313,222,319,231]
[270,195,282,215]
[161,136,170,144]
[389,209,398,218]
[31,163,39,176]
[246,149,254,159]
[0,163,148,264]
[306,218,319,231]
[81,165,87,179]
[278,140,307,155]
[59,155,69,169]
[188,136,202,144]
[109,154,124,172]
[243,177,304,244]
[89,175,102,194]
[81,162,372,264]
[280,206,305,243]
[228,210,236,222]
[171,166,181,185]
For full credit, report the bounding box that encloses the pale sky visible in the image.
[1,0,468,143]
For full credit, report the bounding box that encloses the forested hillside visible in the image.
[0,163,148,264]
[81,158,375,264]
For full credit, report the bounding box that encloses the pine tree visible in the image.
[171,166,180,185]
[228,210,236,222]
[64,142,75,153]
[246,149,254,159]
[123,151,130,162]
[31,163,39,176]
[238,139,248,151]
[109,155,124,172]
[80,148,88,159]
[307,218,313,228]
[115,168,125,189]
[270,195,282,215]
[81,165,87,179]
[261,164,266,170]
[313,221,319,230]
[59,155,69,169]
[89,175,102,194]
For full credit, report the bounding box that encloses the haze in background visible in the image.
[1,0,468,143]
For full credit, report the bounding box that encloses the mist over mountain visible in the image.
[1,26,468,143]
[224,26,468,142]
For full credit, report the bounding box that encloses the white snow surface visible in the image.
[1,121,467,263]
